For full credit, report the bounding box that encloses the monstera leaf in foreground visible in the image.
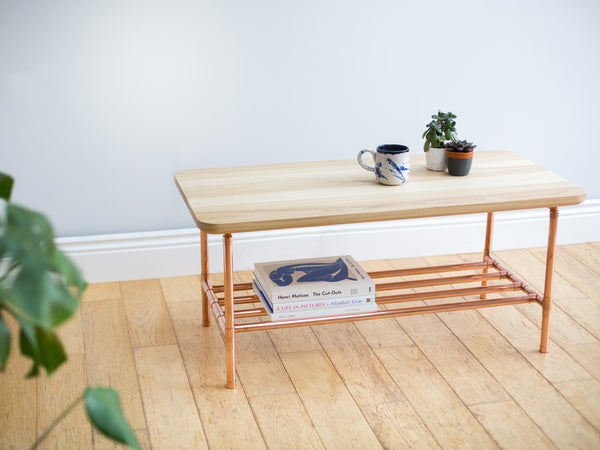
[0,172,140,449]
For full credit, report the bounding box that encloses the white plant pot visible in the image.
[426,147,447,171]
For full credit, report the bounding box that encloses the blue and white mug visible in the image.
[357,144,410,185]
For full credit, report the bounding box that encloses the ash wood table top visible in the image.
[175,150,586,234]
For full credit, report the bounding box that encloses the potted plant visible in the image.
[422,110,457,171]
[0,173,141,449]
[445,140,477,176]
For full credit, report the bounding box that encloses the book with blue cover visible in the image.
[253,255,374,303]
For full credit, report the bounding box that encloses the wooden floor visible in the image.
[2,243,600,449]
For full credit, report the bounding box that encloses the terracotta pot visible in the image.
[446,150,473,176]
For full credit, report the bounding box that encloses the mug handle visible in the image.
[357,149,376,172]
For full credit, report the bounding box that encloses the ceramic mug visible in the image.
[357,144,410,185]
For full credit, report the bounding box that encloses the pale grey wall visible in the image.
[2,0,599,237]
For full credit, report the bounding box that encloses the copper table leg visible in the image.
[540,207,559,353]
[201,231,210,327]
[223,233,236,388]
[481,212,495,299]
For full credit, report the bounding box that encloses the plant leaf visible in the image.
[0,314,10,369]
[7,263,79,328]
[2,203,55,259]
[36,326,67,374]
[0,173,14,201]
[85,387,142,450]
[1,203,82,328]
[19,321,67,376]
[19,322,40,376]
[49,249,87,293]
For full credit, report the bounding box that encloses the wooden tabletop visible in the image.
[175,150,586,234]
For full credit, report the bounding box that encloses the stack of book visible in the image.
[252,255,376,321]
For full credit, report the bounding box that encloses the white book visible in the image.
[254,280,377,321]
[253,255,374,303]
[252,279,376,313]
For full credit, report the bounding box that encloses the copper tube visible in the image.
[540,208,559,353]
[217,295,259,306]
[488,257,523,287]
[367,260,492,278]
[212,282,253,294]
[233,274,511,318]
[234,294,538,332]
[495,259,543,300]
[216,264,493,289]
[202,280,226,333]
[223,234,236,389]
[201,231,210,327]
[481,212,495,299]
[376,271,506,291]
[486,257,543,301]
[219,273,508,303]
[234,308,267,318]
[375,283,521,304]
[484,212,494,258]
[519,282,543,301]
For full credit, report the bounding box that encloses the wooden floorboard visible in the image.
[2,242,600,449]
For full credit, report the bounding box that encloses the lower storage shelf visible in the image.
[203,256,543,334]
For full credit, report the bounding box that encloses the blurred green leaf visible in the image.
[0,314,10,369]
[1,203,80,329]
[49,249,87,293]
[1,203,54,261]
[36,327,67,375]
[19,321,40,376]
[0,173,13,201]
[85,387,142,450]
[0,174,130,449]
[7,264,78,328]
[19,321,66,377]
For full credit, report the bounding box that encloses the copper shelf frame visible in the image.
[200,209,559,389]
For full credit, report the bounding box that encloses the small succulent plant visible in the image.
[444,140,477,153]
[422,111,458,152]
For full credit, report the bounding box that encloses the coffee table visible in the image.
[175,150,586,388]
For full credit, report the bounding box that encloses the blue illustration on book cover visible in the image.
[254,255,374,302]
[269,257,355,286]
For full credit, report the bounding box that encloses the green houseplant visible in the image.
[0,173,141,449]
[422,110,458,171]
[445,140,477,176]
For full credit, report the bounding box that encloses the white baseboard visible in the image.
[57,200,600,283]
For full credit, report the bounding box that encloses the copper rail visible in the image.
[201,208,559,389]
[215,270,510,307]
[225,281,533,321]
[234,295,539,332]
[207,257,543,326]
[210,260,494,293]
